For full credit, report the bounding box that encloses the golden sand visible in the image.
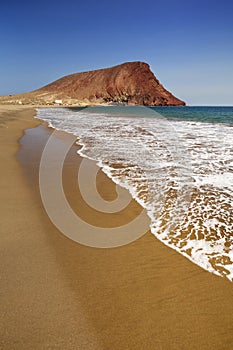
[0,106,233,349]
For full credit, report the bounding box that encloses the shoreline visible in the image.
[1,106,233,349]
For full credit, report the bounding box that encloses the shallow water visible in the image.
[36,106,233,281]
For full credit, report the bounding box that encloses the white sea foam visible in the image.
[36,107,233,281]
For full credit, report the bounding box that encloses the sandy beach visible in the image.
[0,105,233,349]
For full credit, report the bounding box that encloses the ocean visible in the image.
[36,106,233,281]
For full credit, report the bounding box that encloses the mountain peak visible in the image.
[0,61,185,106]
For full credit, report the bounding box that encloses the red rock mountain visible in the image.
[0,62,185,106]
[34,61,185,106]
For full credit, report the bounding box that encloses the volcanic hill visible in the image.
[0,62,185,106]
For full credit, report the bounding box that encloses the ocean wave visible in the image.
[36,106,233,281]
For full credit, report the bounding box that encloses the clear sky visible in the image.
[1,0,233,105]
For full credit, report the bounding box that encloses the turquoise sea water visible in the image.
[37,106,233,281]
[150,106,233,125]
[71,105,233,124]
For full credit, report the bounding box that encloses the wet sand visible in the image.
[0,106,233,349]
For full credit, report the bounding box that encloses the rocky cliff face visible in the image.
[0,62,185,106]
[34,61,185,106]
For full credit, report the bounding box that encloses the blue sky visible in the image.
[1,0,233,105]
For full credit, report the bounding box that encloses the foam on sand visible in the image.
[36,106,233,281]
